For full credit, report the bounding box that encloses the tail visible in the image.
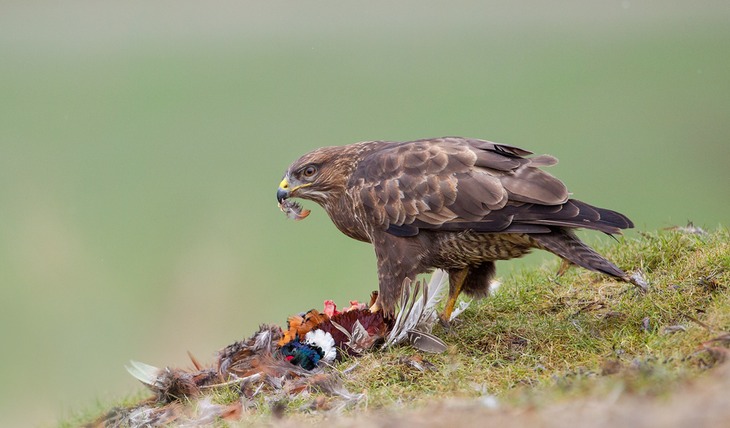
[532,228,629,281]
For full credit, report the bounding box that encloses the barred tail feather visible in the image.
[532,229,629,281]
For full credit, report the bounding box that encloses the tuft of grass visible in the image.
[67,227,729,426]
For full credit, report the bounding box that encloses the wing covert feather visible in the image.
[348,137,580,233]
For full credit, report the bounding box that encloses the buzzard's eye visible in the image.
[302,165,317,178]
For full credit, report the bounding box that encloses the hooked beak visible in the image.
[277,177,290,204]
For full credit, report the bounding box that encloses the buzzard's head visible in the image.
[277,145,359,207]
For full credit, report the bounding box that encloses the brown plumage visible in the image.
[277,137,634,321]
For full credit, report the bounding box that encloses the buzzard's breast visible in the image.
[426,231,538,269]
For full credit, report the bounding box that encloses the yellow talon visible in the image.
[439,268,468,324]
[369,301,381,313]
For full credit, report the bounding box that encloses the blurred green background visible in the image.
[1,1,729,426]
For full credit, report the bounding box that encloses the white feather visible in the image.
[304,329,337,364]
[125,360,161,386]
[449,300,471,322]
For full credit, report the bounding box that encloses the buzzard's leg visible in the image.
[440,268,469,325]
[556,258,573,277]
[371,231,422,317]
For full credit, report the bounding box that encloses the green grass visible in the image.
[65,227,729,426]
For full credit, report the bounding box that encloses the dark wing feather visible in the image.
[505,199,632,234]
[349,137,616,236]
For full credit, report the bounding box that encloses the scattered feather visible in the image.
[125,360,160,387]
[400,355,437,372]
[384,269,449,349]
[697,270,723,292]
[279,199,311,221]
[664,325,687,334]
[663,221,707,235]
[641,316,652,332]
[449,299,472,322]
[305,373,364,402]
[630,269,649,292]
[407,330,448,354]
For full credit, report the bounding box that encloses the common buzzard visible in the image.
[277,137,633,322]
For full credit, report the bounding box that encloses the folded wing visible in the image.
[349,137,632,237]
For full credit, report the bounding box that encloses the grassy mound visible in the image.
[68,227,729,426]
[341,227,728,404]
